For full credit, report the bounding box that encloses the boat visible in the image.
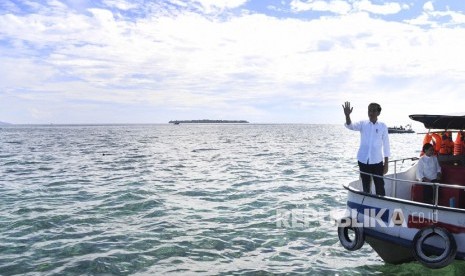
[388,124,415,134]
[335,114,465,269]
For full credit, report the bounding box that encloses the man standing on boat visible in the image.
[342,102,391,196]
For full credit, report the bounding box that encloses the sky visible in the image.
[1,0,465,125]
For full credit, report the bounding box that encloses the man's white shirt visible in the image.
[416,155,441,181]
[345,120,391,164]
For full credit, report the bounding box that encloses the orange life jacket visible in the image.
[454,131,463,155]
[431,133,442,154]
[439,132,454,155]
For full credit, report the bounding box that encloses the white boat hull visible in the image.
[338,162,465,267]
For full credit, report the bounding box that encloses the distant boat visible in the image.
[388,124,414,134]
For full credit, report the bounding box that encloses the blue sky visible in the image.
[1,0,465,125]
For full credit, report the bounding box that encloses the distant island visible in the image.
[0,121,11,125]
[169,120,249,124]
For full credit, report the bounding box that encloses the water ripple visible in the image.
[0,124,429,275]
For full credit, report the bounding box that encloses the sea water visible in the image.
[1,124,465,275]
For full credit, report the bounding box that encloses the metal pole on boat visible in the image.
[393,160,397,197]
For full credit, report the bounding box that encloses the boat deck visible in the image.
[347,155,465,209]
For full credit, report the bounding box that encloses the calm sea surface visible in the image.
[1,124,465,275]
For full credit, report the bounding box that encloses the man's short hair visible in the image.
[368,103,382,113]
[423,143,433,152]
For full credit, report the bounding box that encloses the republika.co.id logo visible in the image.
[276,207,438,228]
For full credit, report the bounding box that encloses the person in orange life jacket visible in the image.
[343,102,391,196]
[416,143,441,204]
[440,132,454,155]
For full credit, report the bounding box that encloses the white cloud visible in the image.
[0,1,20,12]
[423,1,434,12]
[290,0,405,15]
[449,12,465,24]
[194,0,248,9]
[407,1,465,27]
[102,0,138,11]
[2,1,465,123]
[18,0,44,11]
[187,0,248,14]
[290,0,352,14]
[353,0,404,15]
[46,0,68,9]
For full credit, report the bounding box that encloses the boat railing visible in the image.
[389,156,418,175]
[385,176,465,208]
[350,157,465,208]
